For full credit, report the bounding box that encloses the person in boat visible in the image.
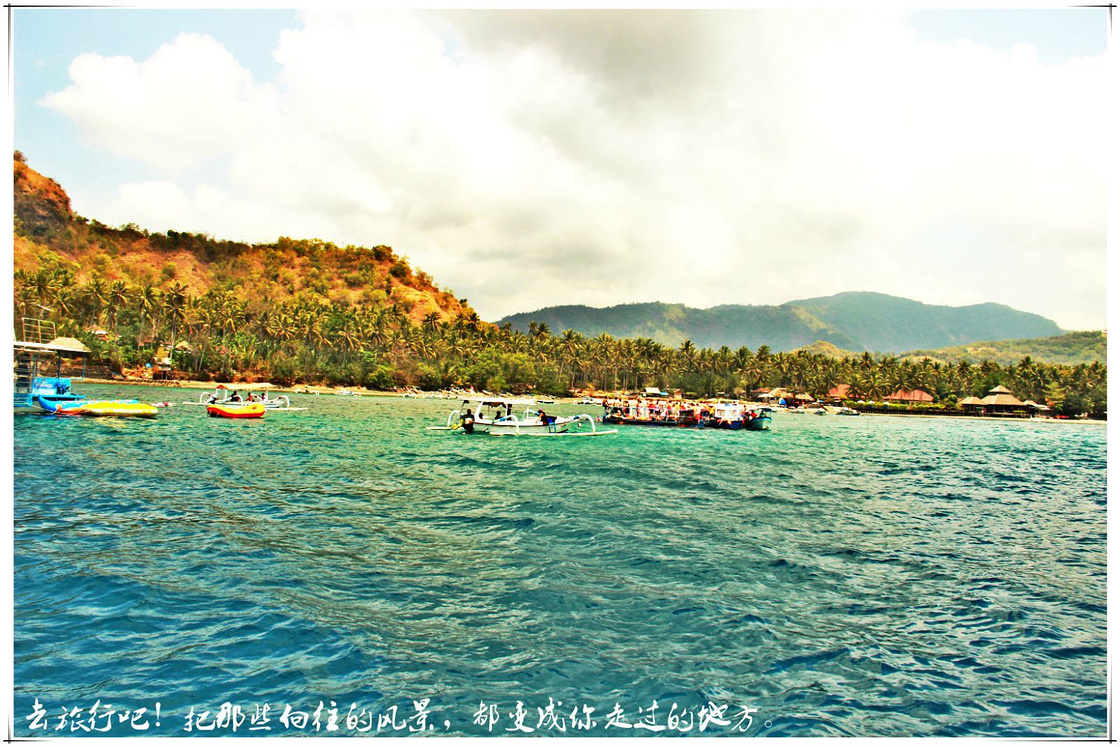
[206,392,218,404]
[537,409,552,425]
[230,391,242,402]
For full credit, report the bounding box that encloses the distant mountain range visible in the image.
[497,292,1067,353]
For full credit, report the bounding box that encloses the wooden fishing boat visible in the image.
[603,400,772,431]
[430,398,609,436]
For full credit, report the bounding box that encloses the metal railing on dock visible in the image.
[20,317,57,345]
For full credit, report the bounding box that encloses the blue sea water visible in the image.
[12,386,1108,737]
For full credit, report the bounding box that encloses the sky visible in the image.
[6,4,1112,330]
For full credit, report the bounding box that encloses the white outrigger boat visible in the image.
[429,397,616,437]
[183,383,307,411]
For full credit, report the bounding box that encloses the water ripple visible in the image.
[13,389,1107,737]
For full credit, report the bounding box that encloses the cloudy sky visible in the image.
[9,5,1110,329]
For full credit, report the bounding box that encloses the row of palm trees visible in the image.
[14,270,1107,415]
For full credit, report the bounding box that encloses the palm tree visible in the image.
[82,276,109,327]
[106,280,131,332]
[136,284,161,342]
[163,282,190,368]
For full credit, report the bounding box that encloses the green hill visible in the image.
[498,302,865,351]
[14,157,473,327]
[13,156,480,386]
[903,331,1106,366]
[793,340,861,359]
[499,292,1064,353]
[789,292,1064,352]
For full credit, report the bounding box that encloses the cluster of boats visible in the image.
[182,384,307,419]
[429,396,775,437]
[15,373,304,421]
[788,405,860,416]
[14,328,306,421]
[16,320,770,436]
[15,335,160,418]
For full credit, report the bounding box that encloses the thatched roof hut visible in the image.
[980,386,1023,407]
[48,336,90,354]
[979,385,1026,411]
[959,395,984,408]
[886,388,934,403]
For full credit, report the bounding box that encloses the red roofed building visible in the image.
[826,384,852,402]
[885,388,934,404]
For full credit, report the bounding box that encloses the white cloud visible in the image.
[40,9,1107,329]
[41,32,268,174]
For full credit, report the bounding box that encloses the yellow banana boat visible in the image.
[207,402,266,419]
[68,400,159,418]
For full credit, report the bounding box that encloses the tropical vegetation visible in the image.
[12,155,1107,417]
[903,330,1106,366]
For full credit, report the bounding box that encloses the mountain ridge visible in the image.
[498,293,1066,353]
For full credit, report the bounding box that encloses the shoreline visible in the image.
[74,378,1106,424]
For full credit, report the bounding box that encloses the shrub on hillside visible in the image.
[389,260,410,279]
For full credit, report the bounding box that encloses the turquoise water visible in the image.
[13,386,1107,737]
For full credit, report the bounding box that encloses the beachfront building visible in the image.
[980,385,1028,415]
[891,388,934,403]
[826,384,852,402]
[959,395,984,412]
[885,389,934,404]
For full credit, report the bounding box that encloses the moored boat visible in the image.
[431,397,593,435]
[207,402,265,419]
[602,398,772,431]
[186,383,305,411]
[14,319,92,414]
[743,406,773,430]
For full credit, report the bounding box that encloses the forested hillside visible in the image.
[14,155,477,384]
[499,293,1065,352]
[903,331,1106,366]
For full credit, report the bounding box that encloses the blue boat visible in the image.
[743,407,773,430]
[14,318,91,414]
[712,400,773,431]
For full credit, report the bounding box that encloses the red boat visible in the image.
[207,402,265,419]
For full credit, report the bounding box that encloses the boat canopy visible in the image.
[216,382,275,390]
[463,396,538,407]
